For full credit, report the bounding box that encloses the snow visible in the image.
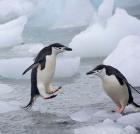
[69,8,140,57]
[0,57,80,79]
[0,83,13,95]
[0,16,27,48]
[104,35,140,86]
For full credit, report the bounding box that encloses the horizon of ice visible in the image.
[0,57,80,79]
[0,16,27,48]
[104,35,140,87]
[69,8,140,58]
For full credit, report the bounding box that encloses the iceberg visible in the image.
[52,0,94,29]
[27,0,94,29]
[0,16,27,48]
[0,57,80,79]
[69,8,140,58]
[0,0,35,23]
[104,35,140,86]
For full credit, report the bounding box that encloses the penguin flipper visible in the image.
[22,63,39,75]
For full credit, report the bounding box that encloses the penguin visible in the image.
[22,43,72,109]
[86,64,140,114]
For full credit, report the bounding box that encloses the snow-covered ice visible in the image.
[104,35,140,87]
[118,113,140,128]
[0,57,80,79]
[0,16,27,48]
[69,8,140,57]
[75,119,137,134]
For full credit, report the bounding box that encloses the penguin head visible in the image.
[86,64,107,78]
[49,43,72,54]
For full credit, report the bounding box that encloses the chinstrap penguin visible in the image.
[86,64,140,114]
[22,43,72,109]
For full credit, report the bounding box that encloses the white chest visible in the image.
[102,75,129,105]
[37,55,56,87]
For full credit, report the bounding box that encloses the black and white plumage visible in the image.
[23,43,72,109]
[87,64,140,113]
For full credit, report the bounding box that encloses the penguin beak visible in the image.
[86,70,95,75]
[64,47,72,51]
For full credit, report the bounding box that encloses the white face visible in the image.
[52,47,66,54]
[94,68,106,79]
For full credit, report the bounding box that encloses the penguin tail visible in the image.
[22,96,36,110]
[22,63,39,75]
[132,101,140,108]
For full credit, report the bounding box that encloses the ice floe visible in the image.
[104,35,140,87]
[0,16,27,48]
[69,8,140,57]
[0,57,80,79]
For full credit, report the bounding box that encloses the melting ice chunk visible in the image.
[0,57,80,79]
[104,35,140,87]
[0,16,27,48]
[69,8,140,57]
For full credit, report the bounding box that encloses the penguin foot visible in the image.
[47,86,62,94]
[44,94,57,99]
[115,106,125,114]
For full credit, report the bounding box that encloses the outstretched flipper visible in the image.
[22,63,39,75]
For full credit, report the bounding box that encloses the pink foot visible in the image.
[115,106,121,112]
[115,106,125,114]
